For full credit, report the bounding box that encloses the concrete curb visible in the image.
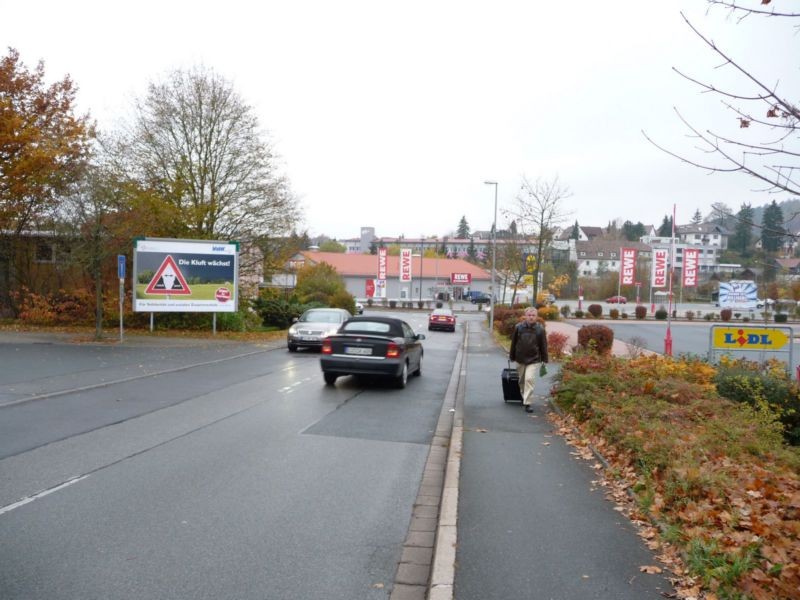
[389,327,466,600]
[427,328,467,600]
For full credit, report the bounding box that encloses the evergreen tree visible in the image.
[761,200,785,252]
[570,221,580,239]
[691,209,703,224]
[657,215,673,236]
[457,216,470,238]
[730,203,754,254]
[622,221,646,242]
[467,237,477,260]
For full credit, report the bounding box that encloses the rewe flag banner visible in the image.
[682,248,699,287]
[652,248,668,288]
[400,248,412,282]
[377,247,387,281]
[620,247,637,285]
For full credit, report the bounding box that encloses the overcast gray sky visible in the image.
[2,1,797,240]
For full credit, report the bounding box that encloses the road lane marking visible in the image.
[0,475,89,516]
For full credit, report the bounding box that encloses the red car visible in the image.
[605,295,627,304]
[428,308,456,332]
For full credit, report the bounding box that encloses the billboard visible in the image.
[133,238,238,312]
[718,280,758,310]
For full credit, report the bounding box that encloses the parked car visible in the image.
[320,316,425,388]
[756,298,775,309]
[469,293,492,304]
[355,301,364,315]
[287,308,352,352]
[605,295,627,304]
[428,308,456,332]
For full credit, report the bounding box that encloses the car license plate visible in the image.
[345,346,372,355]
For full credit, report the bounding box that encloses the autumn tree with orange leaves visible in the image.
[0,47,95,308]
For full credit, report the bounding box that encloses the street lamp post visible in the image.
[419,235,424,303]
[484,181,498,331]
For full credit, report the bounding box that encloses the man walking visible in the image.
[509,307,549,413]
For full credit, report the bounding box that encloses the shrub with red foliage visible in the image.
[587,303,603,318]
[577,324,614,355]
[547,331,569,359]
[720,308,732,322]
[635,305,647,320]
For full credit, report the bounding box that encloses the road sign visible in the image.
[118,255,126,279]
[711,326,791,351]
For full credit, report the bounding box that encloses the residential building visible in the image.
[570,240,652,277]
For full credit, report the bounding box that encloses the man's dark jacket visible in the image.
[509,321,548,365]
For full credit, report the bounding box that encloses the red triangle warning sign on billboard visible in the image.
[144,255,192,295]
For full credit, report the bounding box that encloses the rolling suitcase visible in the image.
[501,361,523,403]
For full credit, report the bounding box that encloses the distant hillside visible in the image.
[752,198,800,232]
[709,198,800,236]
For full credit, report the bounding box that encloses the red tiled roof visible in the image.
[295,251,491,280]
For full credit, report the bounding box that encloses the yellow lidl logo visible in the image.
[712,327,791,351]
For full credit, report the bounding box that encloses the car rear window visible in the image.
[302,310,343,323]
[342,321,393,334]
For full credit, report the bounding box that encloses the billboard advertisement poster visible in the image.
[682,248,699,287]
[133,239,238,313]
[718,280,758,310]
[620,248,637,286]
[400,248,412,282]
[375,279,387,298]
[652,248,668,288]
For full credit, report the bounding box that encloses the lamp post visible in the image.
[484,181,498,331]
[419,235,424,303]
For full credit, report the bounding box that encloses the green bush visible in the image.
[775,313,789,323]
[574,309,584,318]
[714,358,800,445]
[577,324,614,355]
[655,307,668,320]
[587,303,603,318]
[635,305,647,320]
[560,304,571,318]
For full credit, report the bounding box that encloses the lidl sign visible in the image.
[711,326,791,351]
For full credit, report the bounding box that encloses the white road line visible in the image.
[0,475,89,516]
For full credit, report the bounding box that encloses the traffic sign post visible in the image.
[117,255,126,342]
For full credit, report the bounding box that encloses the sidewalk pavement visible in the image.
[447,318,673,599]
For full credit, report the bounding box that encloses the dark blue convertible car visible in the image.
[320,316,425,388]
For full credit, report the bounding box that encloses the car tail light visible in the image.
[386,342,400,358]
[321,340,332,354]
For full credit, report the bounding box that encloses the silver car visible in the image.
[287,308,352,352]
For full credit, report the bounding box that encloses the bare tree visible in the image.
[505,176,571,301]
[107,65,299,242]
[644,6,800,196]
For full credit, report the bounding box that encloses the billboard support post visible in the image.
[213,313,217,335]
[117,254,126,342]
